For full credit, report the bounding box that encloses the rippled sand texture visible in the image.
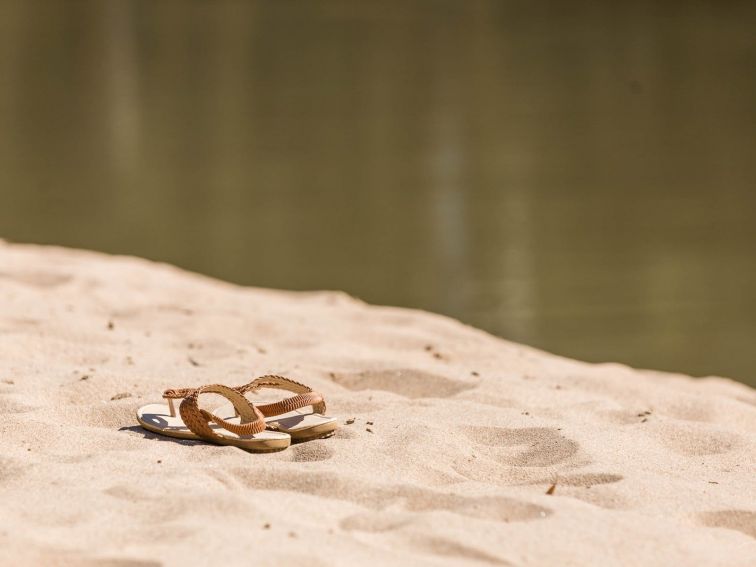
[0,241,754,566]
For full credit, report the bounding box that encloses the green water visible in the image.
[0,1,754,386]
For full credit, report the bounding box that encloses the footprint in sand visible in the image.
[532,473,623,487]
[531,473,626,509]
[464,426,579,467]
[285,441,334,463]
[11,550,160,567]
[339,512,412,533]
[104,485,150,502]
[0,457,22,485]
[411,536,512,566]
[402,490,551,522]
[0,394,35,415]
[663,398,716,422]
[699,510,756,539]
[654,423,741,456]
[0,270,72,288]
[234,469,551,524]
[332,369,476,399]
[340,512,513,566]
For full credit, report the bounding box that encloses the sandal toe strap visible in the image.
[180,384,266,441]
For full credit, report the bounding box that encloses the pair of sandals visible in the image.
[136,375,338,452]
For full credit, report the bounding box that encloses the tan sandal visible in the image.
[136,384,291,452]
[219,375,338,441]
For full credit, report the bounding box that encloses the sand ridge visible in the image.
[0,240,754,566]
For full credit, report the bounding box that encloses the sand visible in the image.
[0,240,754,566]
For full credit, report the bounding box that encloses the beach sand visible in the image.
[1,240,754,566]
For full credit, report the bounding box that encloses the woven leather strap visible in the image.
[162,387,199,418]
[164,375,327,419]
[255,391,325,418]
[239,374,327,417]
[179,384,266,441]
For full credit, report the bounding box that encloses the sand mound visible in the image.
[0,241,754,566]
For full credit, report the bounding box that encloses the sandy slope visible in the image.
[0,240,754,566]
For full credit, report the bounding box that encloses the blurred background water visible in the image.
[0,1,754,386]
